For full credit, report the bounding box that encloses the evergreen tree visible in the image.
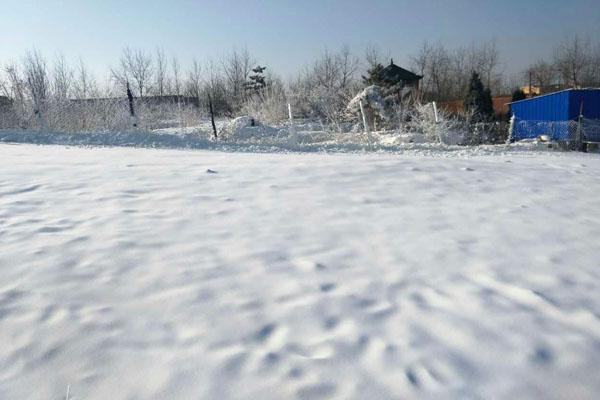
[511,88,527,102]
[362,63,385,86]
[245,66,267,96]
[464,72,493,121]
[482,88,494,117]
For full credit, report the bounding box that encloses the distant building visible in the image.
[520,84,568,97]
[70,95,200,108]
[520,85,541,96]
[509,89,600,142]
[379,60,423,103]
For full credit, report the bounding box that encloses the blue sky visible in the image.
[1,0,599,81]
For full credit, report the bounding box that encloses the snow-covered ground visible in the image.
[1,143,599,399]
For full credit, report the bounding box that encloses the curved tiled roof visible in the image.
[380,60,423,83]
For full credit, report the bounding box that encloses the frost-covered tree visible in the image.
[222,48,253,112]
[185,59,202,101]
[171,56,181,96]
[203,59,230,116]
[51,54,73,100]
[1,63,27,128]
[111,47,154,98]
[23,50,49,123]
[3,63,26,106]
[154,47,168,96]
[241,72,288,123]
[72,58,97,100]
[289,47,359,124]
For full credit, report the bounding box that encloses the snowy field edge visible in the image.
[0,128,568,158]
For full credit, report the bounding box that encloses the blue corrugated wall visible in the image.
[510,89,600,140]
[569,90,600,120]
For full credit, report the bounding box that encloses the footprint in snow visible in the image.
[531,345,553,365]
[319,283,336,292]
[315,262,327,271]
[254,323,276,343]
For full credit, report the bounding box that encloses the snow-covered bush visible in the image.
[287,48,359,129]
[219,116,280,141]
[347,85,392,130]
[404,103,466,144]
[240,82,288,125]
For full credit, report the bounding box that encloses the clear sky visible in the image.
[1,0,599,81]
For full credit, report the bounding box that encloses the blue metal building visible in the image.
[509,89,600,141]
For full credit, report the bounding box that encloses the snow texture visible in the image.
[1,143,600,399]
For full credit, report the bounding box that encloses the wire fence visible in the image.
[582,118,600,142]
[512,118,600,143]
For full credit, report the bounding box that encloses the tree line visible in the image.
[1,35,598,131]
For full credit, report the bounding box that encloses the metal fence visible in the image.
[582,118,600,143]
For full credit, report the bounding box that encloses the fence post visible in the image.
[431,101,444,143]
[287,103,294,134]
[359,100,369,134]
[126,82,137,128]
[575,100,584,151]
[506,114,515,145]
[208,93,217,139]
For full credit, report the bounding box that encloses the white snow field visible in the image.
[1,143,600,400]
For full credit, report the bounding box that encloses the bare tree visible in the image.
[289,47,360,125]
[0,77,7,98]
[411,41,433,78]
[111,47,154,97]
[527,59,556,89]
[186,59,202,100]
[478,41,501,91]
[2,62,28,127]
[204,59,230,116]
[338,46,359,91]
[222,48,253,110]
[582,41,600,86]
[154,47,168,96]
[51,53,73,100]
[429,44,453,100]
[23,50,49,120]
[3,62,26,104]
[412,42,454,101]
[313,49,341,90]
[73,58,97,99]
[450,46,469,99]
[171,56,181,96]
[365,43,389,69]
[554,35,591,88]
[411,40,502,101]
